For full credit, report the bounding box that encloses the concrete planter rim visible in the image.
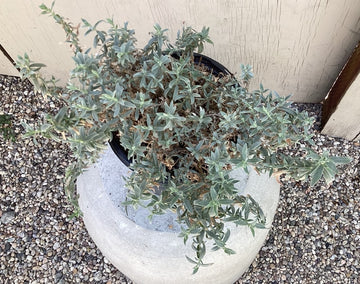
[77,146,280,284]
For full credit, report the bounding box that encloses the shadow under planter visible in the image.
[77,146,280,284]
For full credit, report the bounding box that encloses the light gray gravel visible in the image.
[0,74,359,283]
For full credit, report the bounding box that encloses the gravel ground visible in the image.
[0,74,359,283]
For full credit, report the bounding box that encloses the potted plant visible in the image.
[17,3,351,283]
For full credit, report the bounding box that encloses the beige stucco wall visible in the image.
[0,51,17,76]
[1,0,360,102]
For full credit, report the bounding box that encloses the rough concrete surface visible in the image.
[77,146,280,284]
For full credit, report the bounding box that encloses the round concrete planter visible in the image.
[77,146,280,284]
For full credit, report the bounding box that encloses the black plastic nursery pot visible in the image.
[108,53,232,166]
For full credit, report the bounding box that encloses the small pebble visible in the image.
[0,211,15,224]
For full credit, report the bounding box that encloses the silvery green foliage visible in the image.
[17,3,351,273]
